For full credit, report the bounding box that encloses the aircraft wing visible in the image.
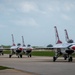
[34,44,67,50]
[51,43,75,49]
[35,43,75,50]
[0,46,18,50]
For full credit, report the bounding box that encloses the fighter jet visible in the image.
[36,26,75,62]
[9,34,23,58]
[22,36,32,57]
[52,26,75,62]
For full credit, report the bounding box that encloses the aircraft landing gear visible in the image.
[64,55,67,60]
[18,55,22,58]
[9,55,12,58]
[53,56,57,62]
[30,54,32,57]
[18,56,19,58]
[20,54,22,58]
[28,54,32,57]
[64,56,67,60]
[2,53,4,55]
[68,56,73,62]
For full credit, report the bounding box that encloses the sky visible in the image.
[0,0,75,46]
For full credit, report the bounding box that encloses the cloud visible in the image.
[47,5,60,12]
[28,18,38,26]
[41,1,60,12]
[18,1,48,14]
[0,1,40,14]
[63,2,75,11]
[0,3,16,16]
[0,24,6,28]
[0,0,75,15]
[12,18,38,27]
[39,1,75,15]
[20,2,39,13]
[61,14,71,20]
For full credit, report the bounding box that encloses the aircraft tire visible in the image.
[68,57,73,62]
[64,56,67,60]
[2,53,4,55]
[53,56,56,62]
[18,56,19,58]
[28,55,29,57]
[70,57,73,62]
[30,54,32,57]
[64,55,67,60]
[9,55,11,58]
[20,55,22,58]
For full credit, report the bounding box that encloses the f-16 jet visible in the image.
[9,34,23,58]
[21,36,33,57]
[51,26,75,62]
[36,26,75,62]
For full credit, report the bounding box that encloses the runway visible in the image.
[0,54,75,75]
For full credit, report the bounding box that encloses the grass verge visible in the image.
[4,50,55,57]
[4,50,75,57]
[0,66,12,70]
[32,50,55,56]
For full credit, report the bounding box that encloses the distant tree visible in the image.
[1,45,11,48]
[47,44,53,47]
[32,46,38,48]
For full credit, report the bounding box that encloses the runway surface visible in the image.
[0,54,75,75]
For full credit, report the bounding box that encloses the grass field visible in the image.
[4,50,10,54]
[3,50,75,57]
[0,66,12,70]
[32,50,55,56]
[4,50,55,57]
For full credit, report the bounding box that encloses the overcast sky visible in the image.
[0,0,75,46]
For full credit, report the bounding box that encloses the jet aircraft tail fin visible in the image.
[22,36,25,47]
[54,26,62,44]
[11,34,16,46]
[64,29,69,42]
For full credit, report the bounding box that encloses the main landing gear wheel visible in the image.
[9,55,12,58]
[20,55,22,58]
[53,56,56,62]
[68,57,73,62]
[64,55,67,60]
[30,54,32,57]
[1,53,4,55]
[18,56,19,58]
[28,54,32,57]
[64,56,67,60]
